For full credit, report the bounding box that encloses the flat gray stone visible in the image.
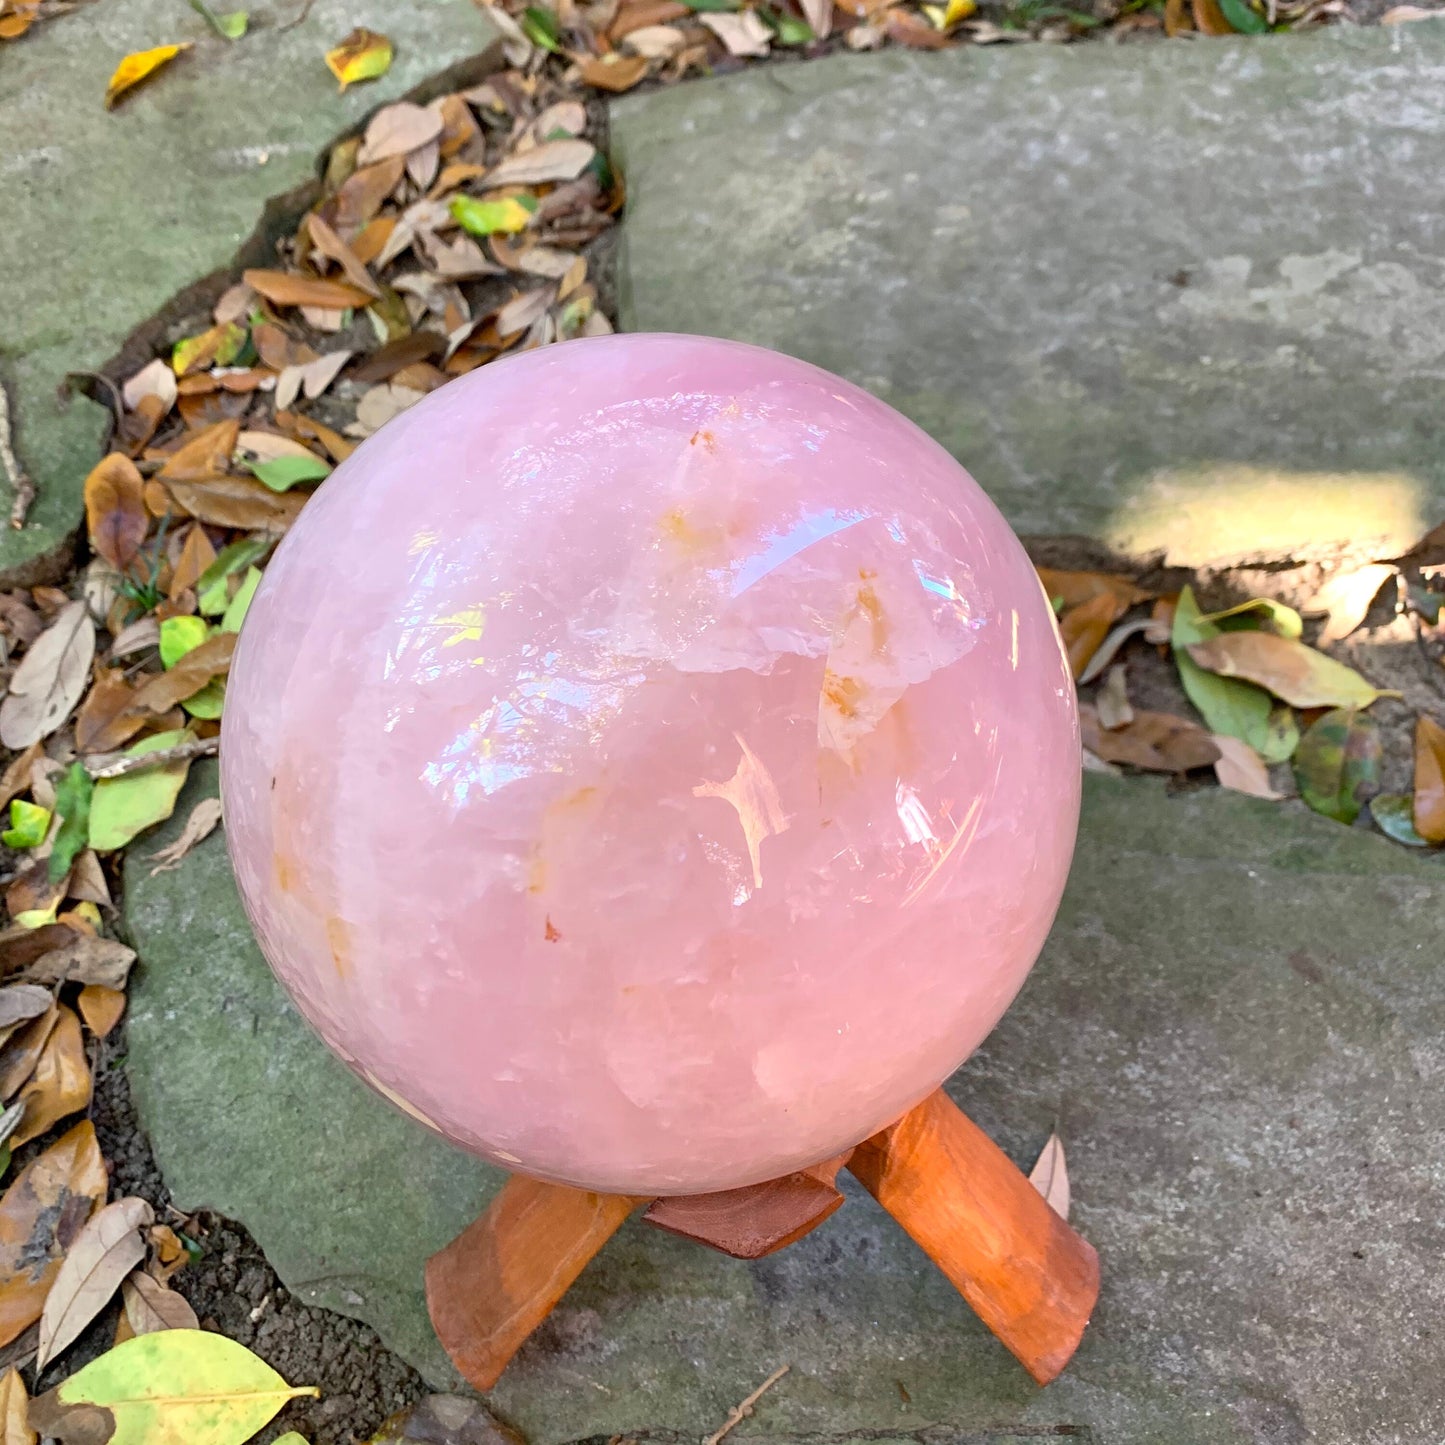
[0,0,494,585]
[125,764,1445,1442]
[613,26,1445,567]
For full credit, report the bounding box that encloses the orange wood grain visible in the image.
[425,1176,640,1390]
[847,1090,1099,1385]
[643,1161,848,1259]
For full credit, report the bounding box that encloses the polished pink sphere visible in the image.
[221,334,1079,1194]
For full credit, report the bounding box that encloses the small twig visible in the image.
[85,736,218,780]
[702,1365,790,1445]
[60,369,125,437]
[0,382,35,532]
[278,0,315,29]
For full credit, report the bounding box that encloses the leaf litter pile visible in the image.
[0,6,1444,1444]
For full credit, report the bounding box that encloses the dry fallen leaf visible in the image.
[0,1367,30,1445]
[357,101,443,165]
[105,43,190,108]
[700,9,773,54]
[147,796,223,875]
[1211,735,1284,800]
[622,22,687,56]
[579,53,651,91]
[353,384,427,436]
[1080,704,1220,773]
[11,1006,91,1149]
[1381,3,1436,19]
[242,268,374,311]
[325,26,393,90]
[1096,663,1133,730]
[1059,591,1123,679]
[23,934,136,990]
[121,358,178,414]
[1186,631,1391,709]
[0,601,95,750]
[1027,1132,1070,1220]
[0,1120,106,1347]
[83,454,149,572]
[37,1195,154,1370]
[1309,563,1394,646]
[1036,567,1150,612]
[157,475,306,533]
[121,1267,198,1335]
[1413,714,1445,844]
[157,418,241,482]
[76,985,126,1039]
[486,138,596,187]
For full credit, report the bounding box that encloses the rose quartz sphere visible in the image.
[221,334,1079,1195]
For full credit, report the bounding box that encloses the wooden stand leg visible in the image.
[847,1089,1099,1386]
[425,1176,639,1390]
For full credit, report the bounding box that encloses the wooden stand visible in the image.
[426,1089,1099,1392]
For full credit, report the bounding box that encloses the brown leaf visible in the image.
[305,213,382,299]
[0,1368,32,1445]
[241,268,374,311]
[129,633,235,717]
[251,322,318,372]
[147,797,223,876]
[1036,567,1150,612]
[22,935,135,991]
[67,852,112,909]
[0,924,72,978]
[0,1120,105,1347]
[356,100,443,166]
[1186,632,1390,709]
[82,456,148,574]
[1190,0,1233,30]
[611,0,690,37]
[4,863,67,928]
[486,139,596,188]
[1413,714,1445,844]
[76,986,125,1040]
[1080,704,1220,773]
[1059,591,1122,679]
[144,1223,189,1285]
[578,53,651,91]
[621,22,688,57]
[1212,735,1284,800]
[75,669,146,755]
[370,1396,526,1445]
[1095,663,1133,730]
[0,988,52,1039]
[156,476,306,533]
[329,157,406,232]
[0,597,41,651]
[885,9,950,46]
[36,1196,154,1370]
[1027,1132,1069,1220]
[10,1006,90,1149]
[120,1268,197,1335]
[351,333,446,385]
[288,414,356,464]
[0,603,95,750]
[168,525,218,603]
[156,419,240,482]
[1309,564,1394,646]
[0,745,42,813]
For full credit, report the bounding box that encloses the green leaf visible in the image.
[189,0,248,38]
[88,731,195,852]
[680,0,742,10]
[1172,587,1297,762]
[1197,596,1303,638]
[221,567,262,633]
[31,1329,317,1445]
[1369,793,1432,848]
[246,454,331,492]
[181,680,226,720]
[159,616,209,669]
[2,800,50,850]
[759,5,815,40]
[196,537,271,598]
[1218,0,1268,30]
[49,763,94,883]
[521,5,562,48]
[450,194,538,237]
[1293,708,1381,825]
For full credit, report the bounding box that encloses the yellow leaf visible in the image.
[105,44,190,109]
[1186,631,1393,709]
[325,27,393,90]
[29,1330,317,1445]
[943,0,976,23]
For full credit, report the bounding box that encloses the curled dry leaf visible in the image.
[147,796,223,875]
[36,1196,154,1370]
[22,934,136,990]
[486,138,596,187]
[121,1268,198,1335]
[83,454,148,572]
[579,53,651,91]
[0,1120,106,1348]
[1059,591,1123,679]
[1080,703,1220,773]
[11,1006,91,1149]
[305,214,381,299]
[1027,1133,1070,1221]
[1309,564,1394,646]
[121,358,177,414]
[1211,735,1284,800]
[105,43,190,108]
[0,602,94,750]
[1412,714,1445,844]
[701,9,773,54]
[157,418,240,482]
[241,269,374,312]
[1077,616,1151,685]
[1186,631,1390,710]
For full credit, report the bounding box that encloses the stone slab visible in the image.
[0,0,495,584]
[612,25,1445,567]
[125,763,1445,1442]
